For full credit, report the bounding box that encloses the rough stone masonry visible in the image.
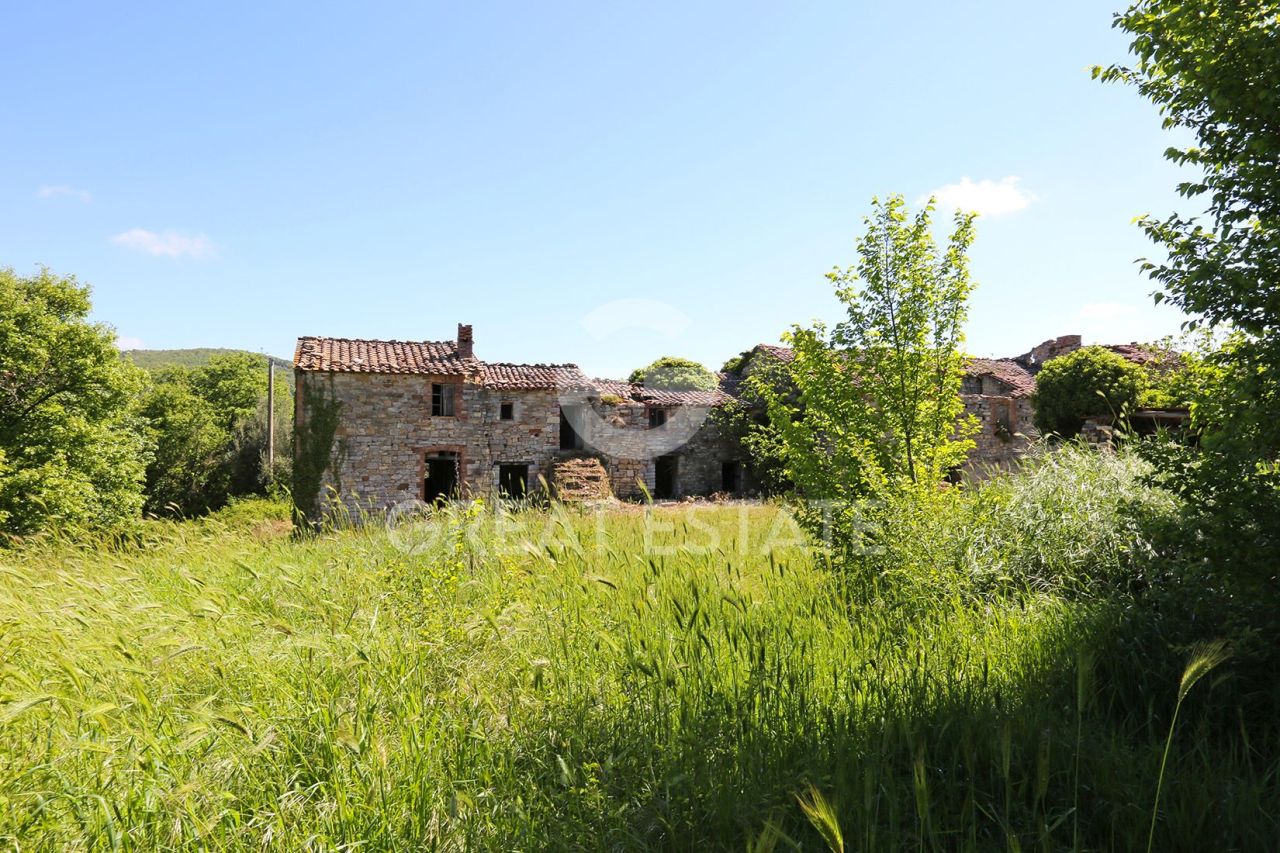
[293,325,1141,515]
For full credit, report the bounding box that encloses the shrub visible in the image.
[1033,346,1145,437]
[627,356,718,391]
[862,444,1177,603]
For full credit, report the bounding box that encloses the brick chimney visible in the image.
[456,323,474,359]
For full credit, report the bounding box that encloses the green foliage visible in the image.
[138,371,232,516]
[1135,340,1194,410]
[292,377,343,523]
[138,354,291,517]
[0,493,1274,849]
[747,195,977,527]
[720,349,754,375]
[0,267,149,537]
[1099,1,1280,586]
[1140,331,1280,585]
[1095,1,1280,338]
[1032,346,1146,437]
[627,356,718,391]
[866,445,1177,604]
[207,495,293,527]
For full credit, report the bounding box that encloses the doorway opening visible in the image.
[498,463,529,498]
[559,407,584,450]
[721,461,740,494]
[423,452,460,504]
[654,455,678,500]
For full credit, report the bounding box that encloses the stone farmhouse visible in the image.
[292,326,1148,514]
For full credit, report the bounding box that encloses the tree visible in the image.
[138,369,233,516]
[1032,346,1146,437]
[748,195,977,511]
[138,354,287,517]
[1096,1,1280,336]
[1098,0,1280,573]
[0,267,149,536]
[628,356,718,391]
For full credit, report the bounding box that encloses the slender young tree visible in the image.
[748,195,977,511]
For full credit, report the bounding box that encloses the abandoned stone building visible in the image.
[293,326,1148,514]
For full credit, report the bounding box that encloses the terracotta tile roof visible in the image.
[1104,343,1162,365]
[570,376,730,407]
[481,363,586,390]
[964,357,1037,398]
[294,337,476,375]
[634,386,731,407]
[580,377,638,399]
[753,343,795,363]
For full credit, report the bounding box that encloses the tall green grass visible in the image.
[0,453,1274,849]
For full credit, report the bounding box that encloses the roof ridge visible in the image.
[483,361,581,369]
[297,335,457,346]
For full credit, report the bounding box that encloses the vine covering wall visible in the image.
[292,375,344,524]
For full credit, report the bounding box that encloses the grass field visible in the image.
[0,460,1275,849]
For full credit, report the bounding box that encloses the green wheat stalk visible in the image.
[1147,640,1231,853]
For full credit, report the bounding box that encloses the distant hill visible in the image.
[124,348,292,372]
[124,349,294,389]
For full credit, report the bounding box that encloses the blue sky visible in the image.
[2,2,1195,378]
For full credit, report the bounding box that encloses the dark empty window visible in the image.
[648,408,667,428]
[500,401,514,421]
[432,383,455,417]
[961,376,983,395]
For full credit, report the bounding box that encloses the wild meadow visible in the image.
[0,447,1274,850]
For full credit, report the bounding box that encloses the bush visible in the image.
[1033,346,1145,437]
[861,444,1177,603]
[627,356,718,391]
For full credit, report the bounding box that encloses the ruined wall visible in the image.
[295,371,743,514]
[576,399,742,499]
[961,394,1039,476]
[673,416,744,496]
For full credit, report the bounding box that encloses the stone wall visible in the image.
[296,372,744,515]
[296,371,562,513]
[671,415,745,496]
[961,393,1039,476]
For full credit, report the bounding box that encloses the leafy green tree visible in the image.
[138,354,289,517]
[1033,347,1146,437]
[1096,1,1280,337]
[0,267,149,536]
[748,195,977,513]
[1098,0,1280,574]
[192,353,267,430]
[138,369,232,516]
[628,356,718,391]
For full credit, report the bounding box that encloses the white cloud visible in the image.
[923,176,1032,217]
[115,336,145,351]
[111,228,216,259]
[1076,302,1139,321]
[37,184,92,203]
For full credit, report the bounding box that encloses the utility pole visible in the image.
[266,355,275,482]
